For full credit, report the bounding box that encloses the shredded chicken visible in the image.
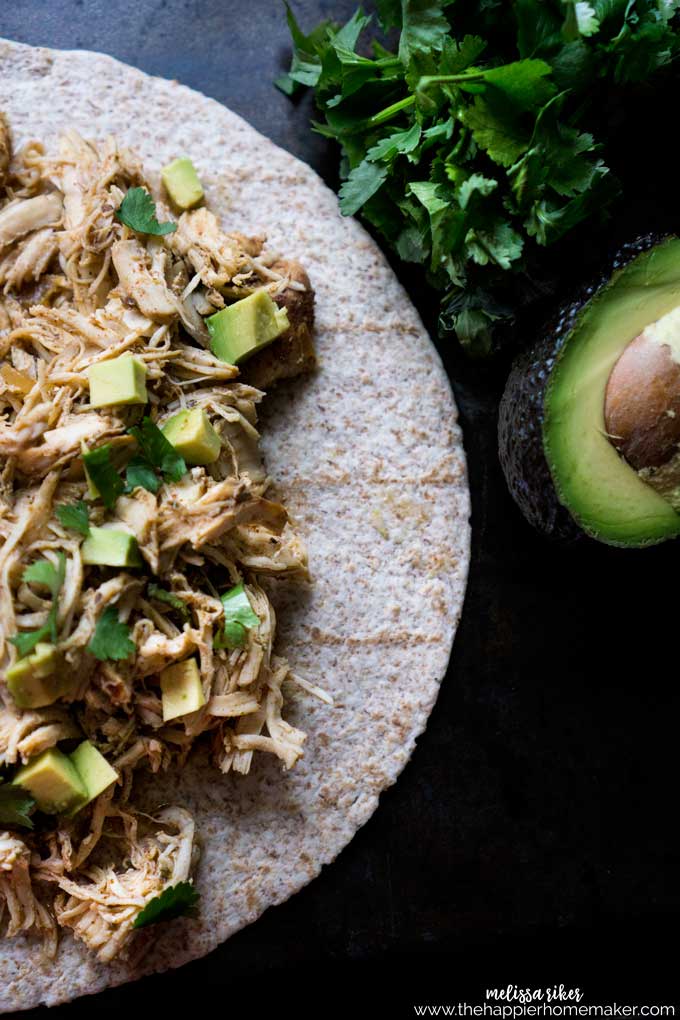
[112,238,177,321]
[0,706,80,765]
[0,117,322,964]
[0,193,63,251]
[0,227,59,293]
[0,831,56,954]
[170,208,262,291]
[48,805,196,962]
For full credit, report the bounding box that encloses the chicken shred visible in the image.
[0,831,57,955]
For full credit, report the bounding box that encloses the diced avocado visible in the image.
[162,407,221,465]
[68,741,118,813]
[207,290,289,365]
[160,658,206,722]
[5,642,62,709]
[13,748,87,815]
[81,526,142,568]
[161,157,204,210]
[87,354,147,408]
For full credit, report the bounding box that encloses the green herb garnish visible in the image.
[87,605,136,662]
[22,557,64,593]
[55,500,90,537]
[9,553,66,658]
[278,1,680,355]
[148,583,190,622]
[82,444,125,510]
[115,187,176,236]
[125,458,161,495]
[9,629,47,659]
[0,782,35,830]
[133,881,200,929]
[127,417,186,493]
[214,582,260,650]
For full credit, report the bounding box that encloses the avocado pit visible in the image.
[604,308,680,509]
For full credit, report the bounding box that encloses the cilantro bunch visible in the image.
[277,0,680,355]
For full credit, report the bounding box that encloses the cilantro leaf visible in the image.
[9,626,51,659]
[10,553,67,656]
[128,417,186,486]
[395,224,428,262]
[220,620,248,649]
[465,220,524,270]
[274,72,298,97]
[0,782,35,830]
[483,60,556,112]
[524,167,611,243]
[399,0,454,63]
[562,2,601,41]
[87,605,136,662]
[376,0,401,27]
[133,881,200,929]
[55,500,90,537]
[274,2,331,95]
[49,554,67,601]
[339,161,388,216]
[214,582,260,650]
[456,173,497,210]
[439,286,512,357]
[125,457,161,495]
[410,180,457,271]
[82,445,124,510]
[148,583,190,622]
[332,6,372,51]
[461,96,530,167]
[366,123,422,163]
[438,34,487,76]
[115,188,176,235]
[23,558,61,593]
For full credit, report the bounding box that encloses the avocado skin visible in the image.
[498,233,668,542]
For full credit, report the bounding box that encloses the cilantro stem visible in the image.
[368,95,416,127]
[369,71,487,129]
[417,72,486,90]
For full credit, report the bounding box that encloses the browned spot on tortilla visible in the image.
[305,627,444,647]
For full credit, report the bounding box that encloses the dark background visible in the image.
[2,1,679,1013]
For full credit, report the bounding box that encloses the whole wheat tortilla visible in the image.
[0,39,470,1012]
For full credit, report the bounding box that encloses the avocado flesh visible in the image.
[208,290,289,365]
[545,236,680,546]
[87,354,147,408]
[161,157,204,210]
[13,748,87,815]
[68,741,118,814]
[162,407,221,465]
[81,526,142,567]
[160,657,205,721]
[5,642,62,708]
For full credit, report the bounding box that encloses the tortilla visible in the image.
[0,38,470,1012]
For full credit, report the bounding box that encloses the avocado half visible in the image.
[499,234,680,547]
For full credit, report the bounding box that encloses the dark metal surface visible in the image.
[2,2,679,1012]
